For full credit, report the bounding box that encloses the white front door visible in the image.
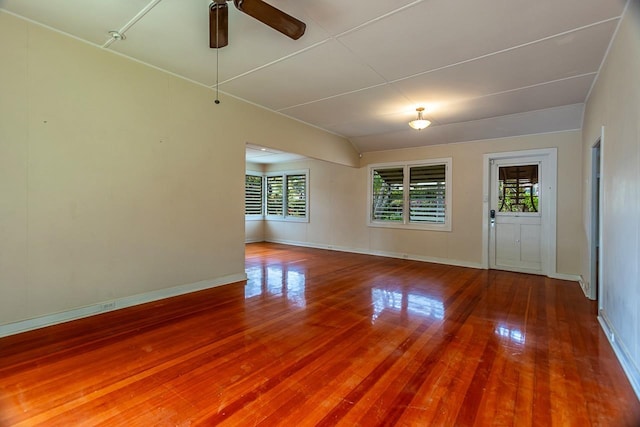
[489,157,544,274]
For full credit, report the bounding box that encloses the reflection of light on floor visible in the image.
[495,324,525,345]
[266,267,284,296]
[244,265,306,308]
[245,266,265,298]
[371,288,444,323]
[282,270,306,308]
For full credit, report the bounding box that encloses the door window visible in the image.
[498,165,539,213]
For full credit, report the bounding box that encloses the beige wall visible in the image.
[264,159,368,251]
[0,12,355,326]
[263,131,583,275]
[245,220,265,243]
[581,3,640,388]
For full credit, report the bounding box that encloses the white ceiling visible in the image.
[0,0,627,155]
[246,143,307,164]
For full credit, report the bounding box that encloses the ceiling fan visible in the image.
[209,0,306,48]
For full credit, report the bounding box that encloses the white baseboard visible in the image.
[576,275,593,299]
[264,238,484,270]
[259,240,585,283]
[598,311,640,400]
[0,272,247,338]
[548,272,582,282]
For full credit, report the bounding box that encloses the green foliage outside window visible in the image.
[372,169,404,221]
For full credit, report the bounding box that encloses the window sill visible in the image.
[265,216,309,223]
[368,221,451,232]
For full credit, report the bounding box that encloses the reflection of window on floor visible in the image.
[498,165,539,212]
[244,264,306,308]
[495,324,525,345]
[370,288,444,323]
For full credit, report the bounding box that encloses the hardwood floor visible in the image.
[1,242,638,426]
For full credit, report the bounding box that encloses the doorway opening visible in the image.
[590,137,602,302]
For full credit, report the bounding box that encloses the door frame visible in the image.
[489,157,544,274]
[482,148,558,276]
[590,126,605,304]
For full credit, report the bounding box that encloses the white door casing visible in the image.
[482,148,557,276]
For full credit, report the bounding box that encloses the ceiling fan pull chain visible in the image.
[214,1,221,104]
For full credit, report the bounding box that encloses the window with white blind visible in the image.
[286,174,307,218]
[369,158,451,231]
[372,168,404,222]
[409,164,446,224]
[266,175,284,216]
[245,173,263,217]
[266,170,309,221]
[246,170,309,221]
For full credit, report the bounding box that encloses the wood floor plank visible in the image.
[1,243,638,426]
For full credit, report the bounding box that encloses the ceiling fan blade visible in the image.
[233,0,306,40]
[210,1,229,48]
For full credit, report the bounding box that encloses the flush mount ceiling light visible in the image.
[409,107,431,130]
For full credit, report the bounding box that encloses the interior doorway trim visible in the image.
[590,126,605,304]
[481,148,558,276]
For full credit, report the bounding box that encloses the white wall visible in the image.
[581,2,640,395]
[264,131,583,275]
[0,12,355,329]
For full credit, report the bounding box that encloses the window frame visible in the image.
[368,158,452,231]
[264,169,309,223]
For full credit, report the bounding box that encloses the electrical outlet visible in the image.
[101,302,116,311]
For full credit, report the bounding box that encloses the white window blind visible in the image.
[262,170,308,221]
[286,174,307,218]
[368,158,452,231]
[409,164,446,224]
[266,175,284,216]
[245,174,263,216]
[372,168,404,222]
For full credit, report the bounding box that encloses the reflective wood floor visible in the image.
[1,243,638,426]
